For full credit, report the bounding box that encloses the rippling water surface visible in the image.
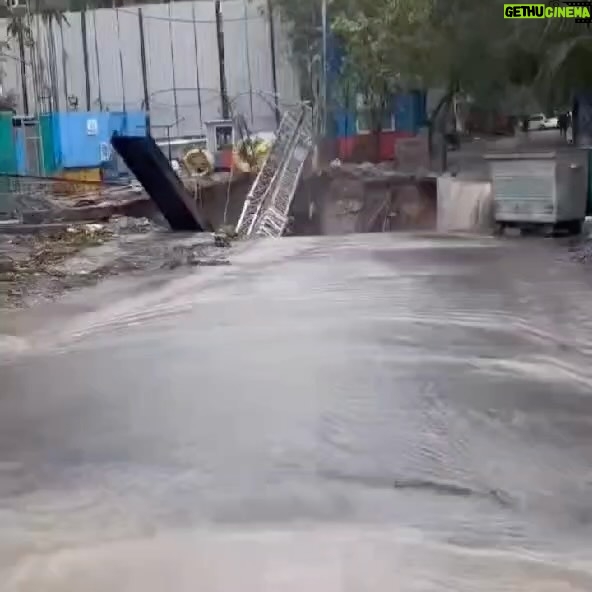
[2,234,592,590]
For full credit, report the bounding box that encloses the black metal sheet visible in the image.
[111,134,211,232]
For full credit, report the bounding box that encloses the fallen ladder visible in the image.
[255,125,313,237]
[235,108,301,236]
[235,104,313,238]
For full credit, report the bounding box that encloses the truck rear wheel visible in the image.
[567,220,582,236]
[494,222,505,236]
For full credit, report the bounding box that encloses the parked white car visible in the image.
[528,113,558,130]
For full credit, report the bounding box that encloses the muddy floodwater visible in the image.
[2,233,592,590]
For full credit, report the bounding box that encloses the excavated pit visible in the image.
[289,164,438,236]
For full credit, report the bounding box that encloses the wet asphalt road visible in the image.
[3,233,592,590]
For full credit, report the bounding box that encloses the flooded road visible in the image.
[3,233,592,590]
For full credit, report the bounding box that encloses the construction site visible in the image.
[0,77,450,307]
[2,116,591,309]
[0,0,461,308]
[7,2,592,589]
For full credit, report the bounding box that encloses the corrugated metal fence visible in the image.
[0,0,300,138]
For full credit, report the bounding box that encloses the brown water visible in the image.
[2,234,592,590]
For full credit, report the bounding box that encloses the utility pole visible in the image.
[214,0,230,120]
[16,26,29,114]
[11,0,29,113]
[267,0,280,126]
[138,8,150,114]
[80,8,91,111]
[321,0,327,135]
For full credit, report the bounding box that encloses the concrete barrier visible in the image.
[437,175,494,232]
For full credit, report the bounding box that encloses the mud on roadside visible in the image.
[0,216,230,309]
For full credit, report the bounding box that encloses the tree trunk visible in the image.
[371,129,381,163]
[428,86,455,172]
[370,106,384,163]
[440,130,448,171]
[428,91,452,159]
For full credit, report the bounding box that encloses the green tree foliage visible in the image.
[534,21,592,108]
[262,0,323,102]
[331,0,433,120]
[272,0,592,117]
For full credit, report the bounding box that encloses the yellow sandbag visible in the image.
[232,149,252,173]
[234,137,272,172]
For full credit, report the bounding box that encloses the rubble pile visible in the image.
[162,244,231,269]
[0,224,112,306]
[567,240,592,265]
[0,216,230,309]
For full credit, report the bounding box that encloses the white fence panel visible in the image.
[0,0,301,140]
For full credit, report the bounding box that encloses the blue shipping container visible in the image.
[44,111,147,170]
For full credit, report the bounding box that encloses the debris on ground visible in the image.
[108,215,166,234]
[163,244,231,269]
[567,239,592,264]
[0,254,15,273]
[0,215,229,309]
[213,233,232,248]
[0,223,112,307]
[213,224,238,247]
